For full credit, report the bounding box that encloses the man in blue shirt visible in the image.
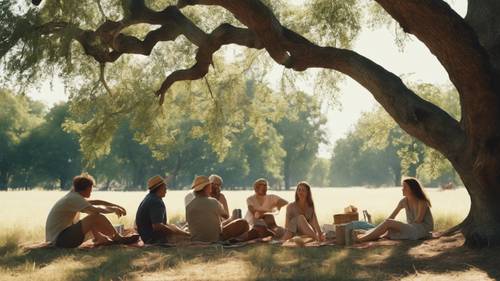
[135,175,190,243]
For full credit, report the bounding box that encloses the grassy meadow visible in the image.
[1,187,499,281]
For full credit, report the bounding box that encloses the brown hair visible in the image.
[295,181,315,208]
[73,173,95,192]
[403,177,431,207]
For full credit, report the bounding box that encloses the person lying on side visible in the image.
[45,173,139,248]
[355,177,434,243]
[135,175,190,244]
[282,181,324,241]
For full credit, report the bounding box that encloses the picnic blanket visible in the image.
[21,233,276,251]
[281,236,336,248]
[21,228,143,251]
[22,230,440,251]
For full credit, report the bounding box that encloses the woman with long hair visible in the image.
[356,177,434,243]
[282,181,324,241]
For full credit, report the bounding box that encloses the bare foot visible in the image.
[93,236,114,247]
[114,234,140,245]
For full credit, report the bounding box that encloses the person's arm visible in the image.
[87,200,126,215]
[248,203,272,213]
[219,193,229,219]
[152,223,190,236]
[216,199,229,220]
[81,205,124,217]
[388,199,404,219]
[414,201,428,223]
[311,211,322,237]
[284,204,293,230]
[276,197,288,210]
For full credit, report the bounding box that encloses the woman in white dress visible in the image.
[356,177,434,243]
[282,181,324,241]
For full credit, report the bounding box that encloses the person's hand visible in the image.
[115,205,127,216]
[254,211,263,219]
[111,206,125,217]
[318,232,326,242]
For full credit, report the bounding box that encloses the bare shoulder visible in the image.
[398,197,406,207]
[419,200,430,208]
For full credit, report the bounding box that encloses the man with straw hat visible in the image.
[135,175,190,244]
[186,175,249,242]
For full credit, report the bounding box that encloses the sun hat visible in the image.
[148,175,166,190]
[191,175,211,192]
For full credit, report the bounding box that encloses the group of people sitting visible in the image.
[45,173,434,248]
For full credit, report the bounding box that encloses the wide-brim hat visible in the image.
[148,175,166,190]
[191,175,210,192]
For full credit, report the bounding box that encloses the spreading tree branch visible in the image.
[28,0,478,157]
[374,0,500,143]
[99,63,114,96]
[176,0,466,158]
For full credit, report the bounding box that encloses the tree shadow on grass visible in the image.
[2,242,251,281]
[359,235,500,280]
[2,235,499,281]
[244,244,381,281]
[242,237,500,281]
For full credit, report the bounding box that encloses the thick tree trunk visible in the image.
[0,172,8,191]
[283,159,290,190]
[59,177,66,190]
[391,166,401,186]
[457,176,500,247]
[168,153,182,189]
[450,145,500,247]
[466,0,500,73]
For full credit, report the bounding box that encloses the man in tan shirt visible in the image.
[45,173,139,247]
[244,178,288,239]
[186,175,249,242]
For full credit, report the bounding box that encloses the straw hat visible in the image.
[148,175,166,190]
[191,175,211,192]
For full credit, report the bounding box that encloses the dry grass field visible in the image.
[1,187,499,281]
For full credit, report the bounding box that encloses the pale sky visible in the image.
[28,0,467,158]
[316,0,467,157]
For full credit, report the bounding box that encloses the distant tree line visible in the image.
[329,83,462,188]
[0,86,328,190]
[0,83,460,191]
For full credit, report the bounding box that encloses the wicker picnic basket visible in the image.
[333,212,359,224]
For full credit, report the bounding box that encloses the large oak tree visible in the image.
[2,0,500,247]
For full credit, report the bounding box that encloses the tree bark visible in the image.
[452,159,500,247]
[283,158,290,190]
[466,0,500,72]
[0,172,8,191]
